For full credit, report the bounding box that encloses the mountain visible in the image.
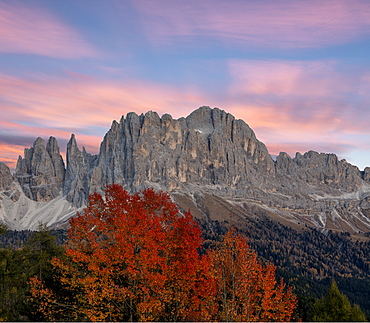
[1,106,370,234]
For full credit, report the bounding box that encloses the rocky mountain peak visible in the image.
[1,106,370,233]
[14,137,65,202]
[58,106,275,206]
[64,134,96,206]
[0,162,13,191]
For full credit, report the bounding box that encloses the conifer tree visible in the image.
[0,224,63,321]
[313,280,367,322]
[0,223,7,235]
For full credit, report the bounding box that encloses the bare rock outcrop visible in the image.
[0,162,13,191]
[14,137,65,201]
[275,151,363,195]
[63,134,97,206]
[2,106,370,232]
[85,106,274,202]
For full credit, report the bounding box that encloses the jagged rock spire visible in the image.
[14,137,65,201]
[0,162,13,191]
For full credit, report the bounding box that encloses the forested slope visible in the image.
[1,218,369,321]
[198,216,370,319]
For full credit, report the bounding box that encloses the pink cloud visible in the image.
[0,143,24,170]
[226,59,370,135]
[130,0,370,49]
[1,64,369,171]
[228,60,347,97]
[0,73,204,127]
[0,2,97,58]
[215,58,370,169]
[0,73,208,170]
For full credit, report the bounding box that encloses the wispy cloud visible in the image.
[1,58,370,171]
[0,143,24,170]
[131,0,370,49]
[224,59,370,167]
[227,59,370,134]
[0,73,204,126]
[0,1,97,58]
[0,73,206,170]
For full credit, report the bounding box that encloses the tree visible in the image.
[210,227,297,322]
[0,224,63,321]
[313,280,367,322]
[23,223,64,279]
[0,224,7,236]
[30,185,216,321]
[30,185,298,322]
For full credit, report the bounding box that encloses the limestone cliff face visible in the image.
[275,151,363,194]
[63,134,97,206]
[69,106,274,206]
[2,106,370,232]
[0,163,13,191]
[14,137,65,202]
[272,150,370,231]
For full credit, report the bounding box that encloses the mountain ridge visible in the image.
[1,106,370,233]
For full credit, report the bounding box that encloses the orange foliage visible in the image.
[29,185,296,321]
[29,277,59,321]
[30,185,215,321]
[210,227,297,322]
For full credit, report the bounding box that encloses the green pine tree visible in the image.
[0,223,7,235]
[313,280,367,322]
[0,224,64,321]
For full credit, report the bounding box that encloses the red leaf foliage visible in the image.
[29,184,296,321]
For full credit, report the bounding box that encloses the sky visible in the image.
[1,0,370,172]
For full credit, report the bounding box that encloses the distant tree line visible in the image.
[0,228,66,249]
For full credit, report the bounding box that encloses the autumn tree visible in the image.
[210,227,297,322]
[29,185,298,322]
[30,185,216,321]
